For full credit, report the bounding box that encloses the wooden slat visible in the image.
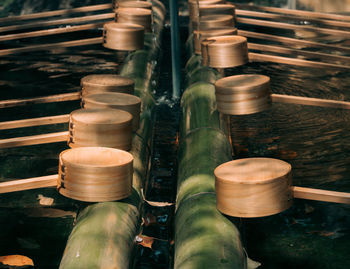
[236,9,350,29]
[0,114,70,130]
[0,13,114,33]
[0,131,68,149]
[0,92,80,108]
[248,43,350,65]
[0,23,104,42]
[235,3,350,22]
[249,52,350,71]
[238,30,350,54]
[271,94,350,109]
[293,186,350,204]
[0,175,58,193]
[0,4,112,23]
[237,17,350,38]
[0,36,102,56]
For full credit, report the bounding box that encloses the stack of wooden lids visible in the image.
[68,108,133,150]
[118,1,152,10]
[82,92,141,131]
[58,147,133,202]
[215,158,293,217]
[116,7,152,32]
[103,22,144,51]
[80,74,134,96]
[192,14,235,30]
[193,27,237,55]
[214,74,272,115]
[201,35,248,68]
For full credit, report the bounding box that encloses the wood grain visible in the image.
[0,114,69,130]
[0,175,57,193]
[293,186,350,204]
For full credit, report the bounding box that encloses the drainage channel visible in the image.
[134,24,179,269]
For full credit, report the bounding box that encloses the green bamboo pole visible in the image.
[59,2,165,268]
[175,50,246,268]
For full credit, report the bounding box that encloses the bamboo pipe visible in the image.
[237,17,350,38]
[0,37,103,56]
[248,43,350,65]
[0,175,57,194]
[0,131,68,149]
[0,23,103,42]
[0,13,114,33]
[236,9,350,29]
[238,30,350,54]
[234,3,350,22]
[0,4,112,24]
[0,92,80,108]
[0,114,70,130]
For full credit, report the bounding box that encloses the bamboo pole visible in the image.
[237,17,350,38]
[248,43,350,65]
[236,9,350,29]
[0,23,104,42]
[235,3,350,22]
[0,4,112,23]
[0,92,80,108]
[271,94,350,110]
[0,175,57,194]
[249,52,350,71]
[0,13,114,33]
[0,131,68,149]
[238,30,350,54]
[0,37,103,56]
[0,114,69,130]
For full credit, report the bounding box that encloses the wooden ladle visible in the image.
[215,158,350,218]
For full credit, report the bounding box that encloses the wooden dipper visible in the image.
[193,27,237,55]
[215,74,271,115]
[201,35,248,68]
[188,0,226,21]
[199,3,235,17]
[116,7,152,32]
[192,14,235,30]
[58,147,133,202]
[82,92,141,131]
[81,74,134,96]
[215,158,350,218]
[118,1,152,10]
[103,22,144,51]
[0,147,134,203]
[68,108,133,150]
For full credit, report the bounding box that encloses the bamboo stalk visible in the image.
[237,17,350,38]
[0,37,103,56]
[248,43,350,65]
[0,131,68,149]
[293,186,350,204]
[238,30,350,54]
[0,23,103,42]
[271,94,350,109]
[0,92,80,108]
[0,4,112,23]
[235,3,350,22]
[0,175,57,194]
[236,9,350,29]
[0,114,70,130]
[0,13,114,33]
[249,52,350,71]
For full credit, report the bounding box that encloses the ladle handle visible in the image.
[293,186,350,204]
[271,94,350,110]
[0,175,57,194]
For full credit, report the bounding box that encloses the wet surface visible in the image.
[226,1,350,268]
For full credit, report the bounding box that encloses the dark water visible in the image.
[227,1,350,268]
